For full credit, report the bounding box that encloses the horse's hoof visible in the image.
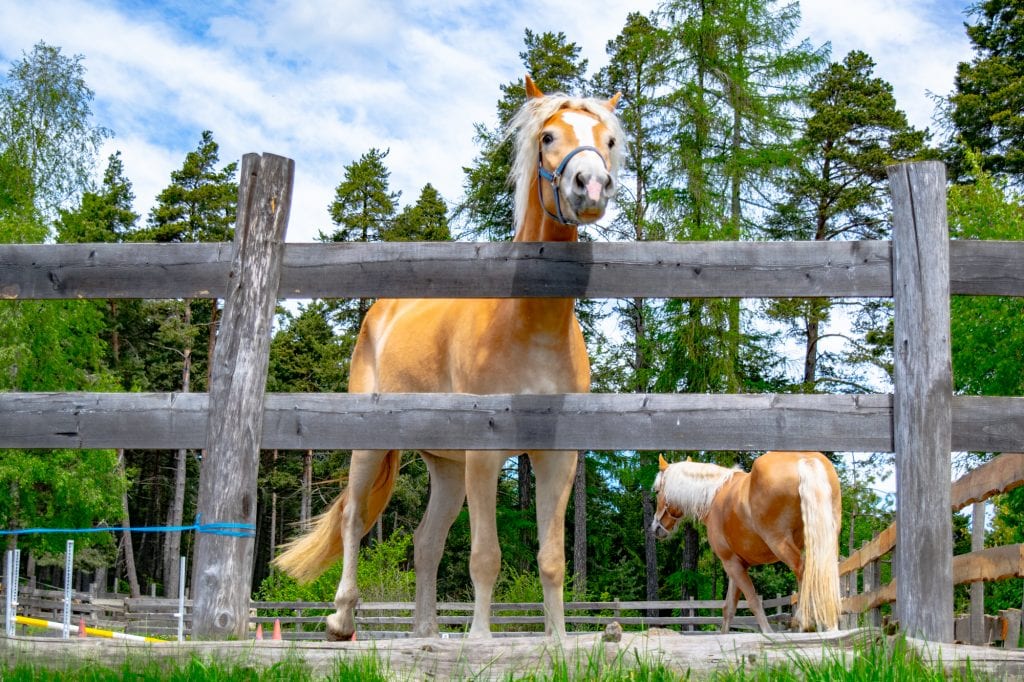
[326,629,357,642]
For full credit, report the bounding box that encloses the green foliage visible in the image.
[257,530,416,604]
[385,183,451,242]
[0,41,109,221]
[137,130,237,243]
[946,0,1024,183]
[323,147,399,244]
[948,152,1024,397]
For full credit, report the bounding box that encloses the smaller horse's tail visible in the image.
[272,451,401,584]
[796,457,841,631]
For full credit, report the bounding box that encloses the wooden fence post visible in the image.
[970,501,987,644]
[191,153,294,639]
[888,160,953,643]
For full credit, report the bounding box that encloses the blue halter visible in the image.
[537,145,605,225]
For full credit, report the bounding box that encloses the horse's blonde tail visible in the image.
[272,451,400,584]
[796,457,841,631]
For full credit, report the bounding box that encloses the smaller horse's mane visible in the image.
[507,92,625,233]
[659,462,739,520]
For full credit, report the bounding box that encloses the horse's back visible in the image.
[747,451,839,544]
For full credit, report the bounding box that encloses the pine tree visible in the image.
[130,131,238,597]
[945,0,1024,183]
[385,183,451,242]
[321,148,400,337]
[767,50,930,392]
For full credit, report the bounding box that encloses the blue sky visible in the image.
[0,0,974,243]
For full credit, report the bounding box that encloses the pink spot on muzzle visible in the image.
[586,179,603,202]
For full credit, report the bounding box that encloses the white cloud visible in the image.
[0,0,973,245]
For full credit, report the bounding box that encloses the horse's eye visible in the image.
[608,138,616,149]
[541,132,554,145]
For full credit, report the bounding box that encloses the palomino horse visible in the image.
[651,451,842,633]
[273,76,624,640]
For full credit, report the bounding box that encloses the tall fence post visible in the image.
[888,160,953,643]
[191,153,294,639]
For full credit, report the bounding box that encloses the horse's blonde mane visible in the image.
[659,461,739,520]
[507,92,625,233]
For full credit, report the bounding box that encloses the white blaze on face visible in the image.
[558,110,608,191]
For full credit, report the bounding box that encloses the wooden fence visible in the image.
[3,158,1024,642]
[840,452,1024,646]
[12,590,793,640]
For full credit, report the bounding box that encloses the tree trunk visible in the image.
[163,301,191,599]
[643,488,659,617]
[518,453,533,570]
[301,450,313,530]
[269,450,278,561]
[572,449,587,598]
[117,449,141,598]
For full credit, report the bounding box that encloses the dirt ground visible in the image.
[5,628,1024,679]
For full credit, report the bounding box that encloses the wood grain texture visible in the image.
[4,392,1024,453]
[889,160,954,642]
[191,153,293,640]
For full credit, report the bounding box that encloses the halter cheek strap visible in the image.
[537,145,604,225]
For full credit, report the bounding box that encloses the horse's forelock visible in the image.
[507,92,625,233]
[661,462,737,520]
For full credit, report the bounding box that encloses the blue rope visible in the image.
[0,514,255,539]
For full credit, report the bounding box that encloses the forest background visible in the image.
[2,0,1023,621]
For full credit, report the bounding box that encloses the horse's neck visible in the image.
[505,179,579,325]
[667,465,738,519]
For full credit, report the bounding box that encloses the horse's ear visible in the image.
[658,453,670,471]
[525,75,544,100]
[685,456,692,462]
[604,92,622,111]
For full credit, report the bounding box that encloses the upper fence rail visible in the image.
[3,240,1023,300]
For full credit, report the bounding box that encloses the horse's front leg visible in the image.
[412,453,466,638]
[529,450,577,639]
[464,450,508,638]
[327,449,389,641]
[721,578,739,633]
[720,556,773,634]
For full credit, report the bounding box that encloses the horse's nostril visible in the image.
[574,172,586,189]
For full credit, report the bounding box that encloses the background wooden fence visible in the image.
[3,158,1024,641]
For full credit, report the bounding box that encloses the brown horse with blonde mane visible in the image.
[651,451,842,632]
[273,76,624,640]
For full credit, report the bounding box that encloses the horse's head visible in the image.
[650,454,736,540]
[510,75,624,232]
[651,453,684,540]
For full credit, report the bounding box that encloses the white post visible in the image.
[177,555,186,642]
[4,549,14,637]
[62,540,74,639]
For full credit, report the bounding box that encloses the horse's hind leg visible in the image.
[412,453,466,638]
[530,451,577,639]
[327,448,390,641]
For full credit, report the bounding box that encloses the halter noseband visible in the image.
[537,145,605,225]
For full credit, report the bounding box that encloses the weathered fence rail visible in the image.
[3,239,1024,300]
[2,159,1022,643]
[2,392,1023,453]
[11,592,793,639]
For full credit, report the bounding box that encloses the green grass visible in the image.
[0,635,997,681]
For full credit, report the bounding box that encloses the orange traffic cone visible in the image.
[272,619,282,641]
[255,623,263,640]
[78,618,87,638]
